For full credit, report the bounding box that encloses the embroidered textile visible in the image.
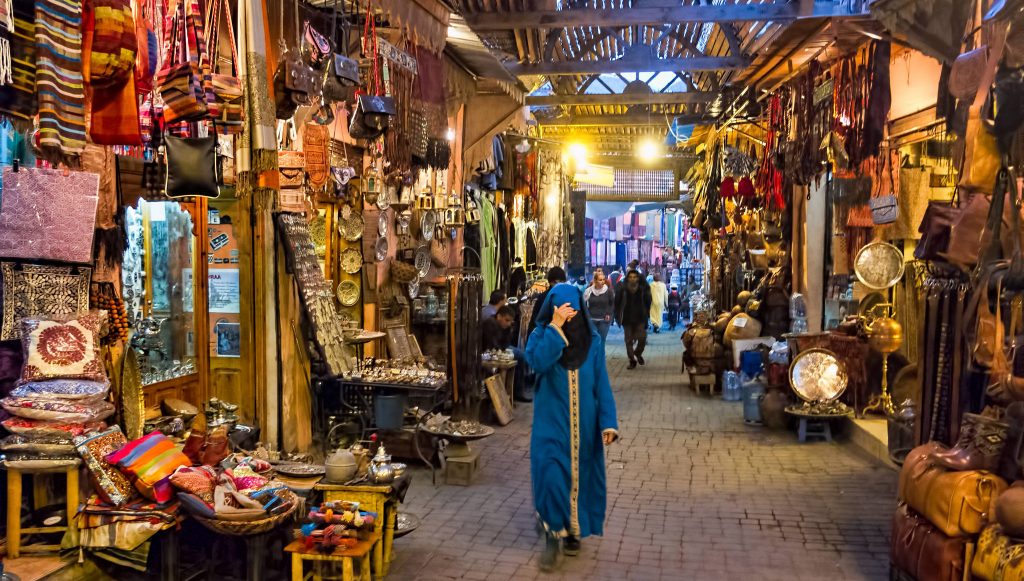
[1,263,91,341]
[17,310,106,383]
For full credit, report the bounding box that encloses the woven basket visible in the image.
[191,489,299,536]
[390,259,418,283]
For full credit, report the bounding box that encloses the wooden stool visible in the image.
[5,460,80,558]
[444,449,480,486]
[690,373,717,396]
[285,532,380,581]
[796,417,832,442]
[315,480,404,579]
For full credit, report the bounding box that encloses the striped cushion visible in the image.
[106,431,191,502]
[34,0,87,158]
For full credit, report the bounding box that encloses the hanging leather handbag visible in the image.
[950,46,990,101]
[870,149,900,225]
[350,94,395,139]
[961,23,1009,194]
[163,135,219,198]
[206,0,244,133]
[321,0,359,104]
[157,1,209,123]
[890,503,969,581]
[899,442,1008,537]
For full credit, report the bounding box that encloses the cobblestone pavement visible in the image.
[389,329,898,580]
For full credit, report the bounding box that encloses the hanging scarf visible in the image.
[235,0,277,206]
[35,0,87,162]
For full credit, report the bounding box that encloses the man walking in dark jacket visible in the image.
[614,269,652,369]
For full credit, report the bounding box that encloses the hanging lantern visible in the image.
[416,186,434,210]
[363,164,382,205]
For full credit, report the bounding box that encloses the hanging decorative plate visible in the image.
[420,210,436,242]
[340,248,362,274]
[377,184,394,210]
[789,348,848,403]
[408,279,419,299]
[374,236,389,262]
[414,245,431,278]
[378,212,389,237]
[853,241,904,290]
[338,212,364,242]
[336,280,360,306]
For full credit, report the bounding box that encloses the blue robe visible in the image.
[525,284,618,538]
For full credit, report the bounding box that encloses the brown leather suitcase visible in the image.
[890,503,969,581]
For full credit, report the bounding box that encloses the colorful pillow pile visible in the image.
[74,426,135,506]
[0,313,112,467]
[105,431,191,502]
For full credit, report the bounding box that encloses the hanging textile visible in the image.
[536,147,564,268]
[0,0,35,120]
[479,194,498,297]
[35,0,87,161]
[235,0,278,204]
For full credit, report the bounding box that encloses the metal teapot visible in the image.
[367,445,395,484]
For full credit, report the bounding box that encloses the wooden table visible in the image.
[285,532,380,581]
[314,476,409,579]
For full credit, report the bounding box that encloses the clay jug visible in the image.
[760,386,790,429]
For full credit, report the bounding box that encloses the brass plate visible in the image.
[340,248,362,274]
[337,280,360,306]
[854,241,904,290]
[789,348,848,403]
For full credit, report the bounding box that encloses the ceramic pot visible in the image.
[325,449,357,483]
[760,386,790,430]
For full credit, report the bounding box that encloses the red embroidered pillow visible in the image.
[19,312,107,384]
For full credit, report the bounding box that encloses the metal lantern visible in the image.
[363,165,382,205]
[416,186,434,210]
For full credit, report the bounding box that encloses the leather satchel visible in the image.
[890,503,968,581]
[914,201,961,261]
[164,135,219,198]
[349,94,395,140]
[899,442,1008,537]
[961,24,1009,194]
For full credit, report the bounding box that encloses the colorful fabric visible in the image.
[525,285,618,539]
[1,396,113,421]
[75,426,134,506]
[0,0,36,119]
[10,378,109,400]
[34,0,87,160]
[106,431,191,502]
[1,416,105,437]
[81,0,135,88]
[235,0,277,202]
[1,264,92,342]
[18,311,106,383]
[169,465,216,504]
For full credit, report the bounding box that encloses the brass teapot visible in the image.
[865,304,903,354]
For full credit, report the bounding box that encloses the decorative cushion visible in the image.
[10,379,110,400]
[1,263,92,341]
[1,417,106,437]
[74,426,134,506]
[106,431,191,502]
[169,465,217,504]
[176,492,216,518]
[18,311,107,383]
[1,396,114,422]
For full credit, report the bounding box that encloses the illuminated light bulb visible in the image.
[637,139,662,162]
[445,128,456,141]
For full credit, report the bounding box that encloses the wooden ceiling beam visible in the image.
[526,92,717,107]
[538,113,712,127]
[507,55,749,76]
[464,4,799,31]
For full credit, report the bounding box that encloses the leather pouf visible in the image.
[994,483,1024,538]
[724,313,763,347]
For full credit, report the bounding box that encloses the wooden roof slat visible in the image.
[464,4,799,31]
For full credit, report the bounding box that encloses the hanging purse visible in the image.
[870,149,900,225]
[273,0,314,120]
[348,7,393,140]
[156,1,209,123]
[206,0,244,133]
[163,135,219,198]
[961,23,1008,194]
[321,0,359,104]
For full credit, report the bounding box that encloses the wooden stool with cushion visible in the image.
[285,532,380,581]
[4,459,80,558]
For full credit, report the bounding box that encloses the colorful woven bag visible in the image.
[204,0,243,133]
[156,0,208,124]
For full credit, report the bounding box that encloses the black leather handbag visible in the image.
[349,94,395,140]
[164,135,220,198]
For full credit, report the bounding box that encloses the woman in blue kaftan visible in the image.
[525,283,619,571]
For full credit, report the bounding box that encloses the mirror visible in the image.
[789,348,848,403]
[123,200,198,385]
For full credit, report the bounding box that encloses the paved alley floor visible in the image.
[388,329,897,581]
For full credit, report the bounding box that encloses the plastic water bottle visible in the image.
[722,371,742,401]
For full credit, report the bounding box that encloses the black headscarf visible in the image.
[536,283,595,370]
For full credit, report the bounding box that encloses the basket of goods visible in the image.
[299,500,378,551]
[173,457,298,536]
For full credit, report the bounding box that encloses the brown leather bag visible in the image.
[995,484,1024,538]
[899,442,1008,537]
[961,23,1008,194]
[891,503,968,581]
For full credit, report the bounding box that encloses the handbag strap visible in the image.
[973,22,1010,111]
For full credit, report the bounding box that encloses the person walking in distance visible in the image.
[584,270,614,342]
[614,270,652,369]
[525,283,619,572]
[648,274,668,334]
[666,284,682,331]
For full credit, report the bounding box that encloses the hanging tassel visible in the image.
[0,37,12,86]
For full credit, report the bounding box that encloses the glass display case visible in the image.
[123,200,199,386]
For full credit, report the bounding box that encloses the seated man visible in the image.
[481,305,531,402]
[481,289,507,321]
